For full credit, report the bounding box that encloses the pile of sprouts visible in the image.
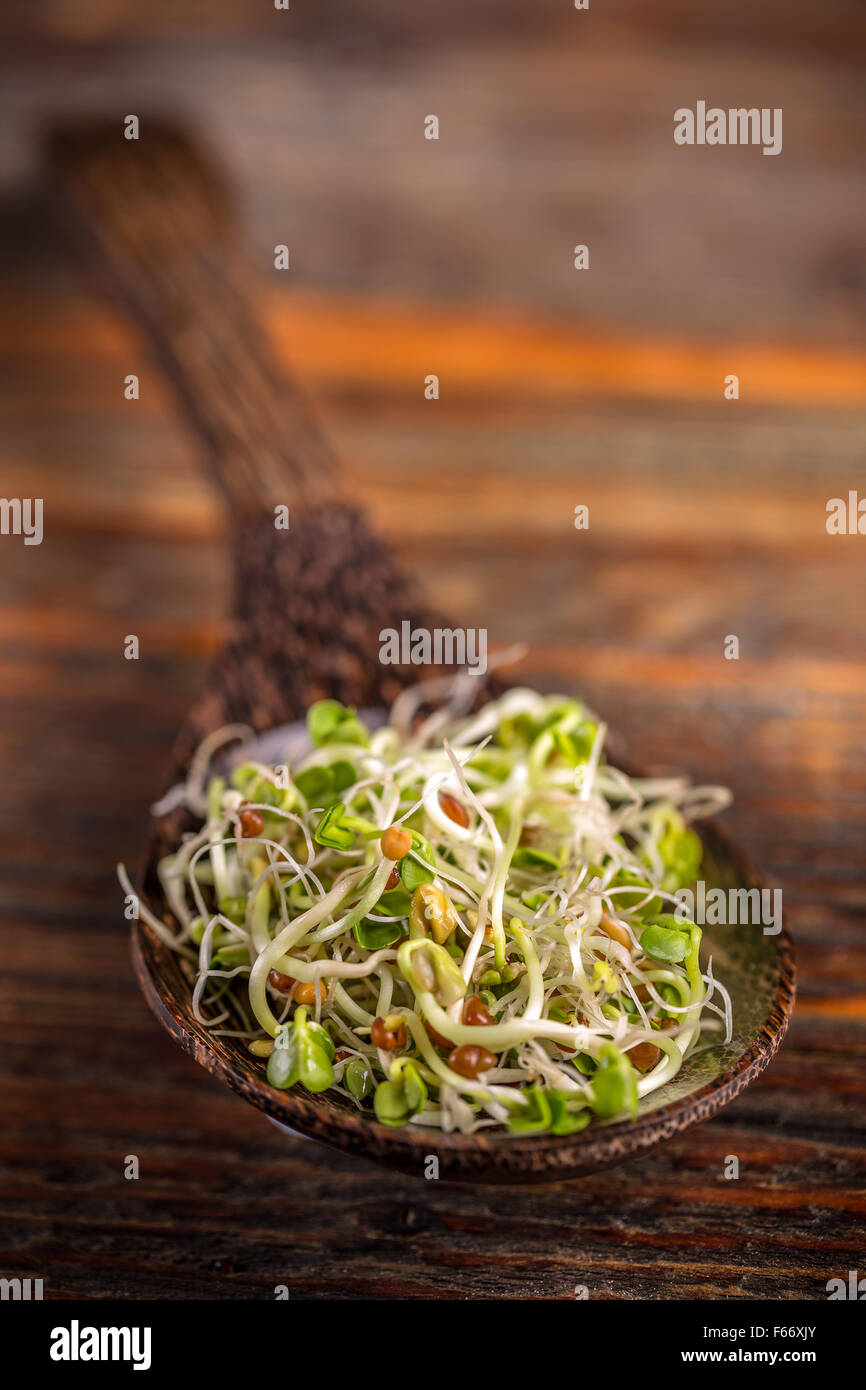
[123,684,733,1136]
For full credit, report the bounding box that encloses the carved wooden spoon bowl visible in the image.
[52,121,795,1183]
[137,719,795,1182]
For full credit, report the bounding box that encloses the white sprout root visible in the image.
[120,680,733,1136]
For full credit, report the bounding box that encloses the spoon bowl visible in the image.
[133,718,795,1184]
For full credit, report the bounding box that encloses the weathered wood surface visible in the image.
[1,6,865,1297]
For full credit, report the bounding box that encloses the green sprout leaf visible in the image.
[592,960,618,994]
[656,814,703,890]
[345,1057,373,1100]
[551,720,598,764]
[229,762,260,794]
[294,766,332,802]
[640,922,689,963]
[508,1085,553,1133]
[218,896,247,924]
[267,1023,300,1090]
[307,700,345,745]
[354,917,404,950]
[572,1052,597,1076]
[313,802,355,850]
[546,1090,592,1135]
[399,830,436,891]
[512,846,560,871]
[330,760,357,792]
[267,1008,334,1093]
[374,1080,409,1126]
[589,1042,638,1120]
[307,700,369,748]
[374,1064,427,1127]
[378,887,412,916]
[306,1019,335,1062]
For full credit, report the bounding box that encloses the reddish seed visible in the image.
[371,1015,406,1052]
[335,1049,350,1062]
[385,864,401,891]
[294,980,326,1006]
[382,825,412,860]
[239,805,265,838]
[268,970,296,995]
[448,1044,498,1079]
[599,914,632,949]
[462,994,495,1028]
[627,1040,661,1073]
[439,792,470,828]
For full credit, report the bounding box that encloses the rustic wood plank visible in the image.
[8,291,866,408]
[2,16,865,1296]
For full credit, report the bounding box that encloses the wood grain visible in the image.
[1,9,865,1298]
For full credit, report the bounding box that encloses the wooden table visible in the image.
[1,3,865,1299]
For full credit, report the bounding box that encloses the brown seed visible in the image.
[627,1040,661,1073]
[385,863,401,891]
[448,1043,498,1079]
[371,1015,406,1051]
[598,914,632,949]
[462,994,495,1027]
[381,825,413,860]
[439,791,470,828]
[239,805,265,838]
[659,1018,678,1031]
[268,969,296,995]
[294,979,327,1006]
[335,1049,351,1062]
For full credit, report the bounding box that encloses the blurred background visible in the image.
[1,1,864,1298]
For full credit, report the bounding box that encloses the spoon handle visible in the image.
[48,119,444,759]
[49,119,337,518]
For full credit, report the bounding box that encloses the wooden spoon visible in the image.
[48,120,795,1182]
